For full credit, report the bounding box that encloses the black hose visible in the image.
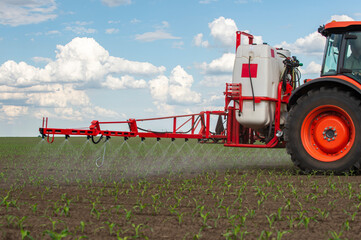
[277,52,287,58]
[91,135,103,144]
[248,56,256,111]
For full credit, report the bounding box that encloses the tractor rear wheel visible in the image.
[285,87,361,173]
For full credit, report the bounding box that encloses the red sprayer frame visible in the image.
[40,111,227,143]
[39,31,294,148]
[39,81,292,148]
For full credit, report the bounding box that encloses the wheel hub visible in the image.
[312,113,350,154]
[323,127,336,141]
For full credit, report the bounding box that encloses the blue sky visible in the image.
[0,0,360,136]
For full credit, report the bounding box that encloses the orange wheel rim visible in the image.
[301,105,355,162]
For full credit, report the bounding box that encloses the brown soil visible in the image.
[1,138,361,239]
[1,169,361,239]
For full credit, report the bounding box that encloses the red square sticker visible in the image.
[241,64,258,78]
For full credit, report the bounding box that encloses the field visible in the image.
[1,137,361,239]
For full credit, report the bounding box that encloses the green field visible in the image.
[1,137,360,239]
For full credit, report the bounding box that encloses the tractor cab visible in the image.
[319,21,361,81]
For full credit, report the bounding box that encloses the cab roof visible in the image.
[319,21,361,36]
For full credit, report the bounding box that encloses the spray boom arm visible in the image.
[40,111,227,144]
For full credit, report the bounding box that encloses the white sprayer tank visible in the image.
[232,44,290,130]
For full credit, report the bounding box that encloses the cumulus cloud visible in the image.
[194,16,263,48]
[0,105,28,119]
[199,53,235,74]
[209,16,238,47]
[148,65,201,116]
[0,37,165,87]
[330,15,354,22]
[197,53,235,87]
[300,61,322,75]
[275,31,325,56]
[135,21,180,42]
[26,84,90,108]
[200,75,232,87]
[32,57,52,63]
[149,75,169,102]
[0,37,166,120]
[0,0,57,26]
[101,75,147,90]
[193,33,209,48]
[101,0,132,7]
[275,15,355,57]
[168,66,201,104]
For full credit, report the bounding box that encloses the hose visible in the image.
[248,56,256,111]
[91,135,103,144]
[95,141,107,167]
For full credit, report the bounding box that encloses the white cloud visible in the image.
[276,31,325,56]
[135,21,180,42]
[153,102,175,116]
[135,30,181,42]
[148,66,201,108]
[101,0,132,7]
[300,61,322,75]
[274,14,355,57]
[0,37,166,120]
[32,56,52,63]
[194,17,263,48]
[199,53,235,74]
[209,16,238,47]
[0,105,28,118]
[149,75,169,102]
[198,53,234,87]
[330,15,354,22]
[0,92,26,100]
[105,28,119,34]
[0,0,57,26]
[0,37,166,88]
[101,75,147,90]
[193,33,209,48]
[168,66,201,104]
[26,84,90,108]
[200,74,232,87]
[83,106,121,119]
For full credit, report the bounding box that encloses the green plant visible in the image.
[43,229,71,240]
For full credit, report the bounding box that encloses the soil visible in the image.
[1,138,361,239]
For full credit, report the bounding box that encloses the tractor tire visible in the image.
[285,87,361,173]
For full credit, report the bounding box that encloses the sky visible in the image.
[0,0,360,136]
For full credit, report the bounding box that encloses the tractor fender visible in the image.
[288,76,361,110]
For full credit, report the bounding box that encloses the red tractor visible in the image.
[40,21,361,173]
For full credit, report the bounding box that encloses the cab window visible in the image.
[322,34,342,76]
[343,32,361,80]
